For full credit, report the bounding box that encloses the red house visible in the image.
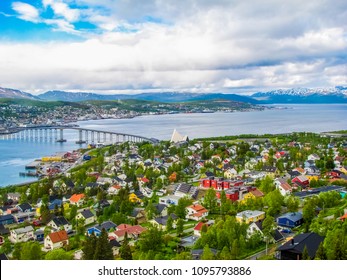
[292,175,310,188]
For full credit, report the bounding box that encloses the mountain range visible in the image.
[0,86,346,104]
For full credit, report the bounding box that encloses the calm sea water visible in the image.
[0,104,346,187]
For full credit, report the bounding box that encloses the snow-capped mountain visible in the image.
[251,86,347,103]
[0,87,39,100]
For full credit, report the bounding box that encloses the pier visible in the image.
[0,126,156,144]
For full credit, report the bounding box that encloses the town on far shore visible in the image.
[0,130,347,260]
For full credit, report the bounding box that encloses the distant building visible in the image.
[170,129,189,143]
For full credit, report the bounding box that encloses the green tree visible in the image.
[166,215,173,231]
[137,225,164,253]
[203,187,217,212]
[286,196,300,213]
[45,249,73,260]
[20,242,42,260]
[94,229,114,260]
[262,215,276,254]
[119,232,132,260]
[315,242,326,260]
[82,233,97,260]
[176,218,184,237]
[175,197,192,219]
[302,245,310,260]
[263,190,284,216]
[201,244,214,260]
[259,176,275,194]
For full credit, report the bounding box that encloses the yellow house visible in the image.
[306,175,319,182]
[236,210,265,223]
[241,189,264,204]
[224,168,238,179]
[340,167,347,175]
[129,193,142,203]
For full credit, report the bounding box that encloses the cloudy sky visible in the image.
[0,0,346,95]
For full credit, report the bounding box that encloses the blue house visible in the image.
[48,199,63,211]
[0,214,14,225]
[87,221,117,236]
[277,212,303,228]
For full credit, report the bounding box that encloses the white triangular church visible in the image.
[170,129,189,143]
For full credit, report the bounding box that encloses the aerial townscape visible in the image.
[0,0,347,268]
[0,128,346,260]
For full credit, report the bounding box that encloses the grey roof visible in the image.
[51,216,70,226]
[80,209,94,219]
[154,203,167,214]
[17,203,32,212]
[13,226,34,234]
[96,221,117,231]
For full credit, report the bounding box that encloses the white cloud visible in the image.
[43,0,80,22]
[12,2,40,23]
[2,0,347,93]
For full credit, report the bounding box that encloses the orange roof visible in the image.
[48,230,68,243]
[188,204,206,212]
[340,213,347,221]
[70,193,85,203]
[250,189,264,197]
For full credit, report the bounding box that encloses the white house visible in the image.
[275,178,293,196]
[44,230,69,251]
[10,226,34,243]
[186,204,209,221]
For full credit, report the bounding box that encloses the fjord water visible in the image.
[0,104,346,187]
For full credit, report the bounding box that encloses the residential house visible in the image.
[247,220,284,243]
[44,230,69,251]
[224,168,238,179]
[109,239,121,256]
[276,232,324,260]
[69,193,85,207]
[277,212,303,228]
[16,203,32,213]
[34,229,44,242]
[292,175,310,188]
[159,195,181,206]
[0,224,10,236]
[48,216,72,232]
[154,203,168,217]
[241,188,264,202]
[308,154,320,161]
[108,185,121,195]
[129,208,146,224]
[112,224,146,241]
[0,214,14,225]
[186,204,209,221]
[262,166,277,177]
[174,183,199,199]
[236,210,265,224]
[151,213,178,230]
[275,178,293,196]
[10,226,34,243]
[87,221,117,236]
[7,192,21,202]
[193,220,214,237]
[76,209,96,226]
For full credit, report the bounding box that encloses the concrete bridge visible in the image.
[0,126,156,144]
